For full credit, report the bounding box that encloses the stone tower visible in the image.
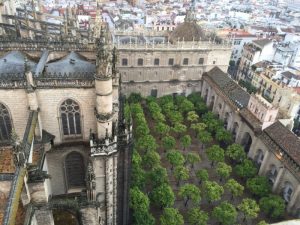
[86,27,119,225]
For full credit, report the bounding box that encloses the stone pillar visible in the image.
[258,150,270,175]
[80,207,98,225]
[272,167,285,192]
[287,185,300,213]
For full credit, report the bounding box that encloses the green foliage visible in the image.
[130,187,150,212]
[226,144,246,162]
[246,176,271,198]
[185,152,201,168]
[187,92,203,105]
[257,220,269,225]
[238,198,260,220]
[215,128,232,144]
[196,169,209,184]
[225,179,244,199]
[174,166,190,186]
[195,101,208,115]
[158,95,174,107]
[206,145,225,166]
[135,123,150,138]
[149,101,165,122]
[216,162,232,181]
[172,123,187,135]
[124,103,131,123]
[160,208,184,225]
[238,80,257,94]
[130,103,144,116]
[179,184,201,207]
[178,99,195,114]
[142,150,161,170]
[191,122,207,133]
[155,122,170,137]
[136,135,157,153]
[132,210,155,225]
[166,150,185,169]
[203,181,224,203]
[198,130,213,146]
[147,166,168,188]
[187,208,208,225]
[131,151,146,189]
[187,111,199,123]
[168,111,184,124]
[259,195,285,219]
[128,93,143,104]
[150,183,175,208]
[212,201,237,225]
[202,112,223,133]
[180,135,192,150]
[162,136,176,151]
[235,159,258,179]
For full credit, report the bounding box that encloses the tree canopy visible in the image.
[196,169,209,184]
[235,159,258,179]
[216,162,232,181]
[180,135,192,150]
[206,145,225,167]
[185,152,201,168]
[226,144,247,162]
[212,201,237,225]
[162,136,176,151]
[160,208,184,225]
[238,198,260,221]
[178,184,201,207]
[174,166,190,186]
[150,183,175,209]
[203,181,224,203]
[187,208,208,225]
[166,150,185,169]
[259,195,285,219]
[225,178,244,199]
[246,176,272,198]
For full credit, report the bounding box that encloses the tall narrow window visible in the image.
[168,58,174,65]
[0,103,12,141]
[65,152,85,188]
[60,99,81,136]
[154,58,160,65]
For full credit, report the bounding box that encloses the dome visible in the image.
[169,22,206,43]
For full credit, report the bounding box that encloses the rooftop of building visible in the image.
[45,51,95,76]
[252,39,273,48]
[169,21,206,43]
[264,121,300,166]
[204,67,250,109]
[0,51,37,75]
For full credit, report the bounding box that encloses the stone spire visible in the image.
[94,26,114,139]
[95,26,112,79]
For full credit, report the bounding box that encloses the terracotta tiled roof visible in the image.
[0,147,15,174]
[204,67,250,109]
[264,121,300,165]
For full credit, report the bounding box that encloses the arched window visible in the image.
[267,165,278,184]
[283,182,293,202]
[0,103,12,141]
[60,99,81,136]
[65,152,85,188]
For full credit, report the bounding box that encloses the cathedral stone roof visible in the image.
[204,67,250,109]
[170,22,206,43]
[45,51,95,76]
[263,121,300,165]
[0,51,37,75]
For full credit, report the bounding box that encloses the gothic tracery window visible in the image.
[0,103,12,141]
[60,99,81,136]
